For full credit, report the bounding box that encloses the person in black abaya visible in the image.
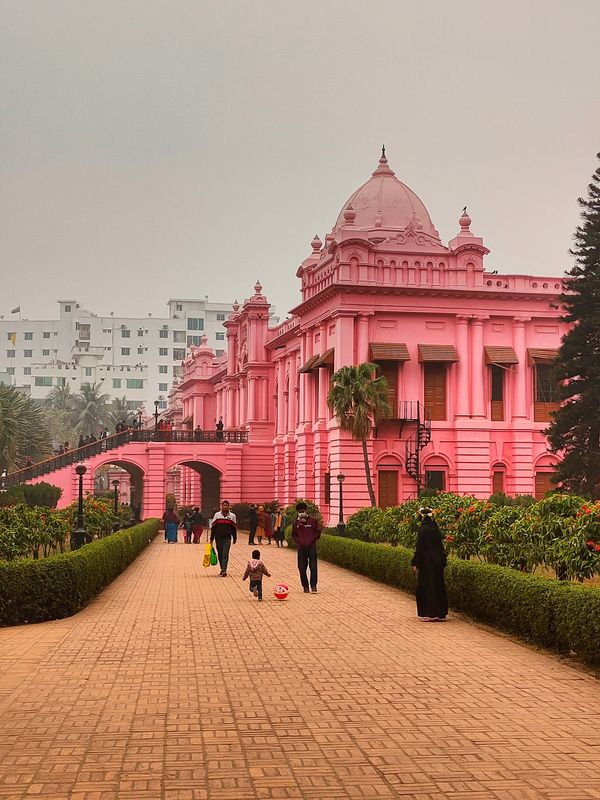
[411,507,448,621]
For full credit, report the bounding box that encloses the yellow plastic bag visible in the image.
[203,542,212,568]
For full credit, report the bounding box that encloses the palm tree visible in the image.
[327,363,391,507]
[0,385,52,472]
[48,383,75,414]
[107,396,130,430]
[72,382,110,437]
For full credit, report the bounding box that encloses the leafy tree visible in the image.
[71,382,110,436]
[48,384,75,414]
[0,385,52,472]
[547,154,600,499]
[327,363,391,507]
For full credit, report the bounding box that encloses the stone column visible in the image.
[513,317,529,419]
[226,332,236,374]
[276,359,286,435]
[356,313,370,364]
[261,376,269,421]
[470,317,486,417]
[455,316,470,417]
[247,376,256,422]
[334,313,355,370]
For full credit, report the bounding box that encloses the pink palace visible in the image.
[13,151,569,522]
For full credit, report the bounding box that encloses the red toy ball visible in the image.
[273,583,289,600]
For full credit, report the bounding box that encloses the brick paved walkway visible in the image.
[0,536,599,800]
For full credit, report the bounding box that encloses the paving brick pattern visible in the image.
[0,536,599,800]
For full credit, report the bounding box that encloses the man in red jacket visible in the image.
[291,502,322,593]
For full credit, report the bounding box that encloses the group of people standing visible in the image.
[248,504,285,546]
[162,495,449,620]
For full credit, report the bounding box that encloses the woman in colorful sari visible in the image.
[163,508,179,544]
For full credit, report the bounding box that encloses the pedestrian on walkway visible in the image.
[291,502,321,593]
[256,504,272,544]
[210,500,237,576]
[181,510,193,543]
[248,503,258,545]
[190,507,204,543]
[163,508,179,543]
[411,507,448,621]
[242,549,271,601]
[272,505,285,547]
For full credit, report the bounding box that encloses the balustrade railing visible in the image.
[1,428,248,489]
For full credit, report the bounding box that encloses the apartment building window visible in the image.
[64,305,71,312]
[173,330,186,343]
[102,328,112,334]
[216,313,226,321]
[159,383,168,392]
[216,332,225,340]
[7,332,15,341]
[6,367,15,375]
[121,329,130,338]
[126,400,143,410]
[173,365,182,377]
[173,348,186,361]
[159,329,169,338]
[159,401,167,409]
[35,376,52,387]
[56,377,66,387]
[24,332,33,340]
[113,379,122,388]
[158,365,168,374]
[121,347,130,356]
[176,304,183,312]
[84,368,92,377]
[187,317,204,331]
[24,350,32,358]
[43,332,51,339]
[138,329,144,336]
[215,349,224,357]
[6,349,15,358]
[188,335,201,347]
[24,367,31,375]
[159,347,168,356]
[42,349,50,357]
[126,379,144,390]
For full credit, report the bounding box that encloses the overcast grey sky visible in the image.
[1,0,599,322]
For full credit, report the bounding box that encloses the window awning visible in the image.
[299,354,320,373]
[312,348,334,368]
[484,346,519,365]
[418,344,459,363]
[369,343,410,362]
[528,348,559,365]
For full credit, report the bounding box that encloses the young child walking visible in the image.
[242,549,271,601]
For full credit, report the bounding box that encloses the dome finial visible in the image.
[459,207,472,231]
[381,144,386,160]
[373,145,394,177]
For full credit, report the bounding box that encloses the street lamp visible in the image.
[137,409,143,430]
[129,485,137,528]
[336,473,346,536]
[112,479,120,532]
[71,464,88,550]
[154,400,160,432]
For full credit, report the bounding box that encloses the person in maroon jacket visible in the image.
[291,502,322,593]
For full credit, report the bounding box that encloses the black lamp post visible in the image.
[129,485,137,528]
[112,479,120,532]
[137,409,143,429]
[336,473,346,536]
[71,464,88,550]
[154,400,160,431]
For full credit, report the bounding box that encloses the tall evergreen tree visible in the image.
[547,153,600,498]
[0,385,52,472]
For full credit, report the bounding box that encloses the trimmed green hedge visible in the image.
[289,531,600,668]
[0,519,160,626]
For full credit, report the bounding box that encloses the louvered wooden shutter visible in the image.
[378,471,398,509]
[424,363,446,421]
[377,362,398,418]
[535,472,554,500]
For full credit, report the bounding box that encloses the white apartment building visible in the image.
[0,297,235,416]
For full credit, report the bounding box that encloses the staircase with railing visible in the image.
[1,428,248,490]
[403,402,431,492]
